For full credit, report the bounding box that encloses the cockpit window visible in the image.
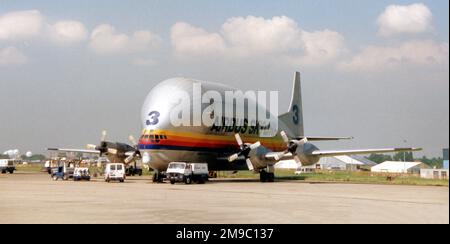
[143,133,168,143]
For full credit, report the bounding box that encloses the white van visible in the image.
[104,163,125,183]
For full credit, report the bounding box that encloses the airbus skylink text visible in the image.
[164,82,279,135]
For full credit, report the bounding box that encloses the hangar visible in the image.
[371,161,429,174]
[284,155,376,172]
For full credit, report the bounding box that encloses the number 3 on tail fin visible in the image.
[292,105,299,125]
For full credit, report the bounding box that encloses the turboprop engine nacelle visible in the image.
[294,141,320,166]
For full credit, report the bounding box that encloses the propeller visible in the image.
[280,131,304,166]
[101,130,107,142]
[124,135,141,164]
[86,130,109,156]
[85,130,141,164]
[228,134,261,171]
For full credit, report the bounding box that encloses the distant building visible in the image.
[289,155,376,172]
[275,160,299,169]
[318,155,376,171]
[420,169,448,180]
[371,161,429,174]
[443,149,449,170]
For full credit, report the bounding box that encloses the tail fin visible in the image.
[279,72,304,137]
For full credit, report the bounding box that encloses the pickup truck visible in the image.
[166,162,208,184]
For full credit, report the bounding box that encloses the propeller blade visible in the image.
[274,152,286,161]
[124,154,135,164]
[280,131,289,145]
[128,135,137,146]
[246,158,254,171]
[101,130,107,142]
[234,134,243,147]
[228,153,239,162]
[107,148,118,155]
[249,141,261,150]
[142,152,151,164]
[294,155,302,167]
[301,137,308,143]
[86,144,97,150]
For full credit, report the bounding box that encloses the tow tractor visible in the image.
[73,167,91,181]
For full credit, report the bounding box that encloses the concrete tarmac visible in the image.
[0,172,448,224]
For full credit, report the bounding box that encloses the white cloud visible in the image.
[338,40,449,72]
[0,10,44,40]
[377,3,433,36]
[170,16,345,66]
[291,29,345,66]
[221,16,302,54]
[0,46,28,66]
[48,20,88,45]
[171,22,226,57]
[89,24,161,54]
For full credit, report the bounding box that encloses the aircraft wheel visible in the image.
[185,176,192,184]
[170,179,175,185]
[267,173,275,182]
[259,170,268,182]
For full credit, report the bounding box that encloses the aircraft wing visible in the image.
[47,148,100,154]
[295,136,353,141]
[310,147,422,157]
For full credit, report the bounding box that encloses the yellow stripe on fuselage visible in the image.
[140,129,286,151]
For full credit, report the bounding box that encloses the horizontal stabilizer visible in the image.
[310,147,422,157]
[296,136,354,141]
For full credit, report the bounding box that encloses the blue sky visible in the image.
[0,1,448,157]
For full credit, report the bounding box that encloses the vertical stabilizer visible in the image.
[278,72,304,137]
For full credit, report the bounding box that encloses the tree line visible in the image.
[367,152,444,168]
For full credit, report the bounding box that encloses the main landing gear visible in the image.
[259,165,275,183]
[153,170,164,183]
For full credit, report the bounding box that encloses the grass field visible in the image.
[14,164,45,172]
[217,169,449,186]
[12,164,448,186]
